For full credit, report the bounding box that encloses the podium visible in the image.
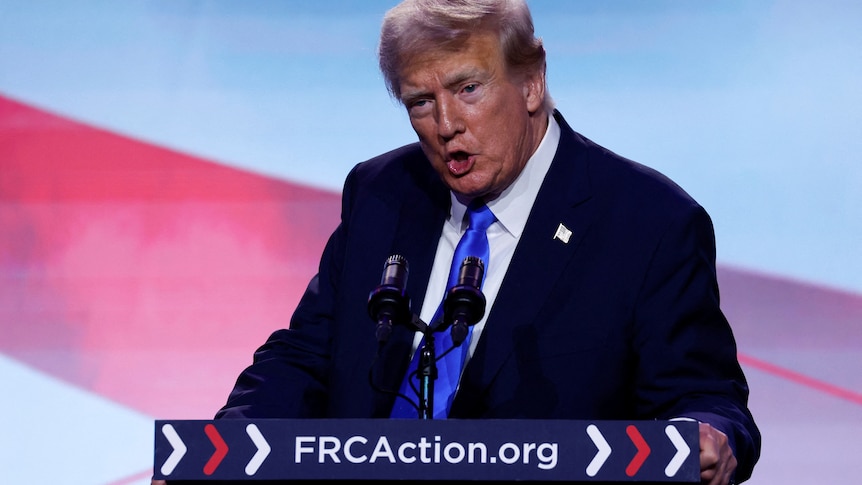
[153,419,699,482]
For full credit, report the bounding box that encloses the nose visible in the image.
[436,95,464,142]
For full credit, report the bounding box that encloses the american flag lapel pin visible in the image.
[553,223,572,243]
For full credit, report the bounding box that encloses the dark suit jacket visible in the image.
[216,111,760,480]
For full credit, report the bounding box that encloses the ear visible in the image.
[523,68,546,114]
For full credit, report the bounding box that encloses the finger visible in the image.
[699,423,719,476]
[698,423,736,485]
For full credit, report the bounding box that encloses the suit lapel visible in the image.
[457,113,598,400]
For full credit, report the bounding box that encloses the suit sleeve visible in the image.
[214,165,361,419]
[632,203,761,481]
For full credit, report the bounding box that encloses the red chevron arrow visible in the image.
[625,424,651,477]
[203,423,229,475]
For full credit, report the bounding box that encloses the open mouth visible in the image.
[447,151,475,176]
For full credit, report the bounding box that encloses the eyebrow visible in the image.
[443,67,482,90]
[400,66,485,105]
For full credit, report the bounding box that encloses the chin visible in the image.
[451,186,491,201]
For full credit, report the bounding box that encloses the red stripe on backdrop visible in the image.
[104,469,155,485]
[738,353,862,406]
[718,266,862,405]
[0,94,341,418]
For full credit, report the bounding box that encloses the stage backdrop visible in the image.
[0,1,860,484]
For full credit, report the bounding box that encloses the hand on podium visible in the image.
[699,422,737,485]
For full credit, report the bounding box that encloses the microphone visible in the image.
[443,256,487,347]
[368,255,410,343]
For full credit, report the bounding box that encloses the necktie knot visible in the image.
[466,200,495,234]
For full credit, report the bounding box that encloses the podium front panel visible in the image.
[153,419,698,482]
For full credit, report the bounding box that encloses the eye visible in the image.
[463,83,478,94]
[406,98,433,117]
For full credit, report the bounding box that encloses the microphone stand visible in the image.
[418,256,485,419]
[416,330,437,419]
[370,255,485,421]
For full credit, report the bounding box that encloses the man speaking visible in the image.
[194,1,761,484]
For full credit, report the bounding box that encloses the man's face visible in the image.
[398,31,546,201]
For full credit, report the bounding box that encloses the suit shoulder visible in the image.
[575,132,701,211]
[341,142,447,206]
[349,143,427,185]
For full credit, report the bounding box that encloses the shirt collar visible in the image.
[448,114,561,236]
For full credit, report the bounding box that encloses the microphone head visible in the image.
[368,255,411,325]
[441,256,487,331]
[456,256,484,289]
[380,254,408,288]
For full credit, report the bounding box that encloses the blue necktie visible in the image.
[390,200,496,419]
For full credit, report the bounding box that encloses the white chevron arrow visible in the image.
[664,424,691,477]
[245,423,271,475]
[160,424,187,475]
[586,424,611,477]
